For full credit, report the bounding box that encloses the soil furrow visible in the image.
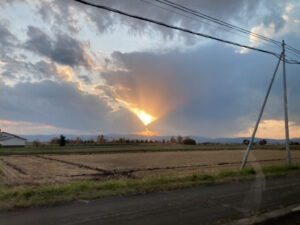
[34,155,113,175]
[0,159,27,175]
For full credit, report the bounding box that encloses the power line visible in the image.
[139,0,282,52]
[153,0,300,57]
[72,0,300,64]
[154,0,282,47]
[286,44,300,55]
[285,49,300,60]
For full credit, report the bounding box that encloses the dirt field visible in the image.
[0,150,299,187]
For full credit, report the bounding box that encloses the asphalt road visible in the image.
[255,211,300,225]
[1,175,300,225]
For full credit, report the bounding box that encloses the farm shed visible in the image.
[0,130,26,147]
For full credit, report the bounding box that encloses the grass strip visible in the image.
[0,165,299,210]
[1,145,300,156]
[0,148,243,156]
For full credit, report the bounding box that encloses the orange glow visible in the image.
[136,129,158,136]
[132,109,156,126]
[236,119,300,139]
[108,69,185,127]
[116,98,157,126]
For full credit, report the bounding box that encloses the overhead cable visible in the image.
[72,0,300,65]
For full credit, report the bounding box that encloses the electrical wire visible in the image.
[286,44,300,55]
[139,0,283,52]
[72,0,300,65]
[155,0,300,57]
[154,0,282,47]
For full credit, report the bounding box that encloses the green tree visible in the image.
[183,137,196,145]
[50,137,59,144]
[59,135,66,146]
[243,139,249,145]
[259,139,267,145]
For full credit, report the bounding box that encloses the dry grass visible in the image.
[0,165,299,210]
[0,150,299,187]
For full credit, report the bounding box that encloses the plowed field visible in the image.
[0,150,299,187]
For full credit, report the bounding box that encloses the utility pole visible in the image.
[241,53,282,169]
[282,40,292,165]
[241,41,293,168]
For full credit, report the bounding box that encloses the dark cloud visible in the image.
[1,0,299,136]
[261,0,286,31]
[24,26,94,69]
[100,43,300,136]
[0,21,17,53]
[31,0,286,45]
[78,75,92,85]
[2,42,299,136]
[0,80,141,132]
[34,60,56,79]
[0,57,34,82]
[34,0,82,34]
[1,0,292,48]
[1,71,16,79]
[98,50,186,119]
[1,58,65,82]
[1,0,290,48]
[0,22,15,45]
[1,39,299,136]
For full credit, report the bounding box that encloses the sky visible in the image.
[0,0,300,138]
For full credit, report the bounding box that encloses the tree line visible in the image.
[31,135,197,147]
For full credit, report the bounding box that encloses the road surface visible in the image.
[1,174,300,225]
[255,211,300,225]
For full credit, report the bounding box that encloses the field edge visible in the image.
[0,164,299,211]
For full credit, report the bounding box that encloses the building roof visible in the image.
[0,132,27,141]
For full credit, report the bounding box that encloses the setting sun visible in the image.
[115,99,157,126]
[136,129,158,136]
[133,109,156,126]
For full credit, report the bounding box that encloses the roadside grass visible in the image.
[0,164,299,210]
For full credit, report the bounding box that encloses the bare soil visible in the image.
[0,150,299,187]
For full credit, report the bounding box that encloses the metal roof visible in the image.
[0,132,27,141]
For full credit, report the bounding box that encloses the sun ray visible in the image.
[114,98,157,126]
[136,129,158,136]
[131,108,156,126]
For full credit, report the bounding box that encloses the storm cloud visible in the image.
[0,21,15,46]
[24,26,94,69]
[0,0,299,137]
[0,80,142,133]
[1,58,75,83]
[99,44,300,136]
[31,0,288,44]
[0,21,17,56]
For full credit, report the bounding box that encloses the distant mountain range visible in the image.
[20,134,300,144]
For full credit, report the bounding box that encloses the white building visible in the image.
[0,130,26,147]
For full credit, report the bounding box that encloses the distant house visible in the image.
[0,130,26,147]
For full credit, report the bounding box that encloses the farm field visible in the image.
[0,148,299,187]
[1,143,300,156]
